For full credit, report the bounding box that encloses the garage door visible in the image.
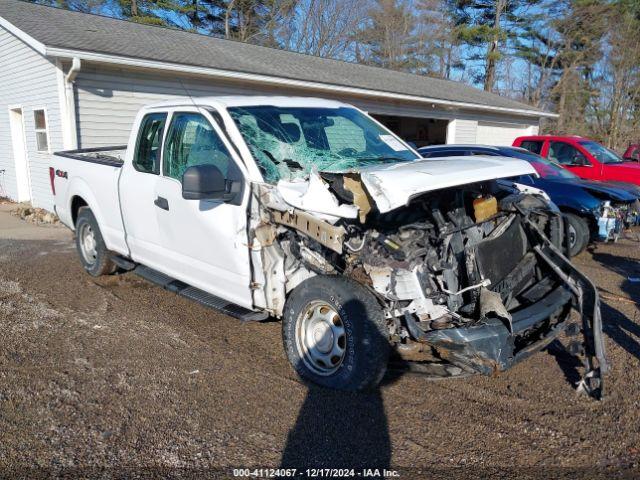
[476,122,536,146]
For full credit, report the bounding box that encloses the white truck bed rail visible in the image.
[54,146,127,168]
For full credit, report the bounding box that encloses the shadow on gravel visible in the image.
[590,251,640,361]
[546,339,582,387]
[600,301,640,361]
[279,386,391,469]
[280,299,405,470]
[591,251,640,281]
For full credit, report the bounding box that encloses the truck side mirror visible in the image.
[571,153,589,167]
[182,164,236,202]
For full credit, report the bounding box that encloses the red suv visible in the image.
[513,135,640,185]
[623,144,640,162]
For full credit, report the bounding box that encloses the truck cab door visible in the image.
[119,111,167,268]
[548,140,598,180]
[153,108,253,309]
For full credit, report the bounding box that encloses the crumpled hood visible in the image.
[358,156,537,213]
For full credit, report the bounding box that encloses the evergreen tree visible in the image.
[449,0,541,91]
[355,0,421,72]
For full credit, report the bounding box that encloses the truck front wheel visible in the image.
[282,276,390,391]
[75,207,116,277]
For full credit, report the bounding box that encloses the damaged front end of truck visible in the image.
[227,102,607,398]
[246,166,607,399]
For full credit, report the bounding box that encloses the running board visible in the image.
[111,255,136,271]
[134,265,268,322]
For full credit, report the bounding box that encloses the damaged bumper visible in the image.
[597,200,640,241]
[406,216,608,400]
[596,202,623,241]
[412,286,572,376]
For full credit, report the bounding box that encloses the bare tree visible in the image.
[280,0,370,59]
[356,0,419,71]
[414,0,460,78]
[584,14,640,148]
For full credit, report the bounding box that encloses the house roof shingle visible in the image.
[0,0,549,116]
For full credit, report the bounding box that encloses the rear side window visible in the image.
[519,140,543,155]
[163,112,233,181]
[133,113,167,174]
[325,116,367,152]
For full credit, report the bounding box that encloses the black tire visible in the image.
[564,212,589,257]
[282,275,390,391]
[75,207,116,277]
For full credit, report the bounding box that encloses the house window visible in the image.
[33,109,49,152]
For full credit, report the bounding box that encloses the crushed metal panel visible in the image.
[479,287,512,332]
[271,209,345,253]
[276,171,359,220]
[343,174,373,223]
[359,157,537,213]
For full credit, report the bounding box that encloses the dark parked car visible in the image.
[419,145,640,256]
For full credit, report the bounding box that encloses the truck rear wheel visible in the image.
[282,275,389,391]
[564,213,589,257]
[75,207,116,277]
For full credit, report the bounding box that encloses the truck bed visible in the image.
[54,146,127,167]
[52,145,129,256]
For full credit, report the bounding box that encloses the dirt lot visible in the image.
[1,202,640,478]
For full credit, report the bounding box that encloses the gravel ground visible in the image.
[1,204,639,478]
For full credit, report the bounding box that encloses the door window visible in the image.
[519,140,543,155]
[163,113,232,181]
[548,141,590,166]
[133,113,167,174]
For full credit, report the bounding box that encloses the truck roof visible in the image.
[515,135,591,141]
[143,95,351,110]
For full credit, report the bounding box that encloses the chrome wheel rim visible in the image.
[79,223,98,265]
[568,223,577,248]
[295,301,347,376]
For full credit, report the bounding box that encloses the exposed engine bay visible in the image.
[248,171,608,399]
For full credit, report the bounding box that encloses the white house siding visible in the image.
[0,28,62,210]
[75,65,287,147]
[453,119,478,144]
[74,64,541,148]
[75,65,459,147]
[476,121,534,146]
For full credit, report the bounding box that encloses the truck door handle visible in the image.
[154,196,169,211]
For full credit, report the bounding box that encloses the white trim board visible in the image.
[0,16,46,55]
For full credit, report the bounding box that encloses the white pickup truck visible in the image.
[51,96,607,398]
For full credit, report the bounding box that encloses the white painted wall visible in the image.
[453,119,478,144]
[475,121,534,146]
[74,65,541,149]
[0,28,63,210]
[74,65,292,147]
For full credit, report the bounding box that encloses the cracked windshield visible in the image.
[227,106,418,183]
